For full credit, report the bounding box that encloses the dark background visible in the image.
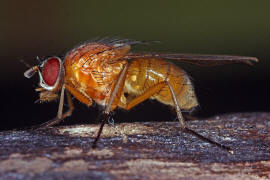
[1,1,269,130]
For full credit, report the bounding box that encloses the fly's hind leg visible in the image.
[33,85,75,129]
[123,80,233,153]
[166,81,233,154]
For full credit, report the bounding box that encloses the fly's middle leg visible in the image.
[92,63,129,148]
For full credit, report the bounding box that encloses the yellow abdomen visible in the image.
[124,58,198,110]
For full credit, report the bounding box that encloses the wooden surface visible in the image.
[0,112,269,179]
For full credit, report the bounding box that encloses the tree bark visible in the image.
[0,112,269,179]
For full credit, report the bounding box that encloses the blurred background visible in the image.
[1,0,269,130]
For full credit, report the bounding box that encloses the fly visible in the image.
[24,38,258,153]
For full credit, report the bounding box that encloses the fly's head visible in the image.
[24,57,64,103]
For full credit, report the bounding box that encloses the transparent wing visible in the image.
[124,53,259,66]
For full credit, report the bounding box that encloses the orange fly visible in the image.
[24,38,258,152]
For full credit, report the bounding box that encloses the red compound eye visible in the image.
[41,57,60,86]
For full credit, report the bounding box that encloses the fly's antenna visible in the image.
[24,66,40,78]
[21,57,42,79]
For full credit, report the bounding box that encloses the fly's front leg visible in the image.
[166,81,233,154]
[61,91,74,119]
[34,85,74,129]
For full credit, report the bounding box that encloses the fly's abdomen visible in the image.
[125,58,198,110]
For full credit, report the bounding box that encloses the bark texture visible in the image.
[0,112,269,179]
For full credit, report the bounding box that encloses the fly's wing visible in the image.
[124,53,259,66]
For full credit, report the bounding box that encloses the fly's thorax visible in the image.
[63,41,131,74]
[64,49,128,106]
[65,55,127,88]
